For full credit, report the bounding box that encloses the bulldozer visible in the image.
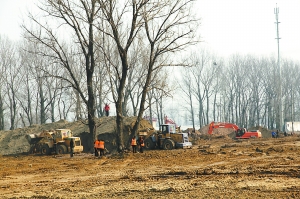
[26,129,83,155]
[142,124,192,150]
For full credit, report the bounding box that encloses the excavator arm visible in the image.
[208,121,239,135]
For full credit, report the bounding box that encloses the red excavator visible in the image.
[208,121,262,139]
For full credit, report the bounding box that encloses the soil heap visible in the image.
[198,124,273,139]
[0,116,154,155]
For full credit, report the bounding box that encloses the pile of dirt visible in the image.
[248,126,272,138]
[199,125,235,135]
[198,124,236,140]
[0,116,154,155]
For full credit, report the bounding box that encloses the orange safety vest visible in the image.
[131,138,137,146]
[99,141,105,149]
[139,139,144,147]
[94,140,99,148]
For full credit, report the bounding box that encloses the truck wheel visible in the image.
[41,145,51,155]
[163,139,175,150]
[56,145,67,154]
[144,138,155,150]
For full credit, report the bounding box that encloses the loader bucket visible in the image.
[26,134,43,145]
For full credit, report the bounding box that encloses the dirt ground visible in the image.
[0,118,299,198]
[1,135,299,199]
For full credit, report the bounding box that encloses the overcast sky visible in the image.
[0,0,299,62]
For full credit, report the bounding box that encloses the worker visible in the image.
[70,138,74,157]
[157,134,162,148]
[138,136,144,153]
[276,130,279,138]
[94,139,99,156]
[131,135,137,153]
[104,103,110,116]
[99,139,105,157]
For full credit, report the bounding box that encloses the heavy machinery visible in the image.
[164,115,181,132]
[26,129,83,155]
[143,124,192,150]
[208,121,262,139]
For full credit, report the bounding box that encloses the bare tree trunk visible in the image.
[26,77,33,126]
[39,80,46,124]
[0,91,4,130]
[160,95,163,125]
[86,13,97,152]
[155,97,161,127]
[75,89,82,120]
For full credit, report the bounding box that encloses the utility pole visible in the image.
[274,4,283,131]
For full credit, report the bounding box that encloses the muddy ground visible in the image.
[1,135,299,199]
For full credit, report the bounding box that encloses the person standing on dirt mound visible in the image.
[131,136,137,153]
[138,136,144,153]
[70,138,74,157]
[104,103,110,116]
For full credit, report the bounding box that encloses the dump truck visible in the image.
[26,129,83,155]
[208,121,262,139]
[143,124,192,150]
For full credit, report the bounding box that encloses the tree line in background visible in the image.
[177,49,300,132]
[0,1,298,151]
[0,0,198,152]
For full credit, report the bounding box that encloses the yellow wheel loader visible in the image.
[26,129,83,155]
[143,124,192,150]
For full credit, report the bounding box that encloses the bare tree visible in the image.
[152,74,171,126]
[2,38,22,130]
[0,35,10,130]
[188,48,216,127]
[132,0,199,136]
[22,0,102,152]
[180,68,196,132]
[17,42,35,126]
[98,0,148,151]
[245,56,265,127]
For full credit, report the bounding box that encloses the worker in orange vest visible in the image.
[138,136,144,153]
[98,139,105,157]
[131,135,137,153]
[94,139,100,157]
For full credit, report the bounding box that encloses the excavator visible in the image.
[208,121,262,139]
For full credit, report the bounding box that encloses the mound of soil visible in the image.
[0,117,154,155]
[248,126,272,138]
[198,124,237,136]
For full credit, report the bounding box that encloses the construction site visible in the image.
[0,116,299,198]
